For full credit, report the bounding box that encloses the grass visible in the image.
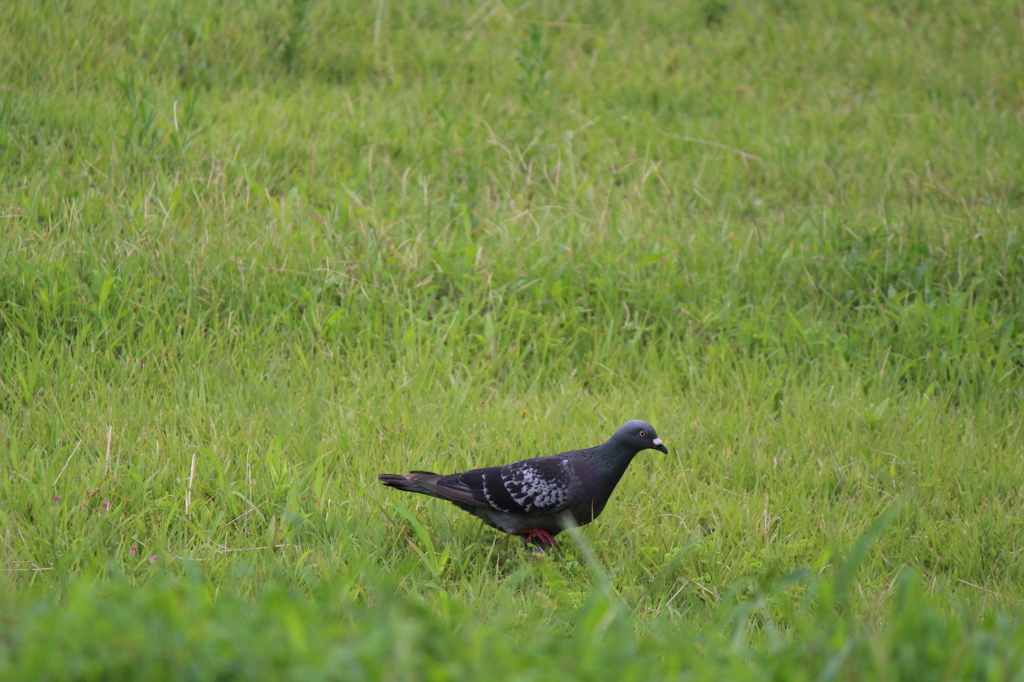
[2,0,1024,677]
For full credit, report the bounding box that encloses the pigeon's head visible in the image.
[612,420,668,454]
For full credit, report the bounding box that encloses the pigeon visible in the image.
[378,420,667,548]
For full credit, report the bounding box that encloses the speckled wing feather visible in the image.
[433,453,579,517]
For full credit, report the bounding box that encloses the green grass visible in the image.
[2,0,1024,677]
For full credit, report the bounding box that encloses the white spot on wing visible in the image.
[482,474,511,513]
[502,459,568,513]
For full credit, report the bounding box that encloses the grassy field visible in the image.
[2,0,1024,677]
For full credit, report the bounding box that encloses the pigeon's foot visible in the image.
[518,528,559,548]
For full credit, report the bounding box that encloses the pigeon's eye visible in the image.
[638,430,647,438]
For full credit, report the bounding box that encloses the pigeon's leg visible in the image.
[517,529,559,548]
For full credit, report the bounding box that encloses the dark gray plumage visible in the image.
[378,420,668,547]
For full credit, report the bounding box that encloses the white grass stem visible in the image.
[373,0,385,47]
[102,425,113,481]
[185,452,196,515]
[52,441,82,488]
[957,579,1001,597]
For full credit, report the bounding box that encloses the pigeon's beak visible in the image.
[652,437,668,454]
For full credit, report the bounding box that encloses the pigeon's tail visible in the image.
[377,470,442,495]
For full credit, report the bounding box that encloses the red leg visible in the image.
[517,528,559,547]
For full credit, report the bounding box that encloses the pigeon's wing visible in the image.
[435,454,575,517]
